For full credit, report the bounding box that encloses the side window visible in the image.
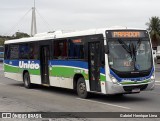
[5,45,10,59]
[68,38,84,59]
[10,45,19,59]
[29,43,39,59]
[19,44,29,59]
[53,40,67,59]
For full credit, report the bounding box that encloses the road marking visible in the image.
[0,83,7,85]
[149,91,160,95]
[76,98,131,110]
[155,84,160,86]
[155,81,160,83]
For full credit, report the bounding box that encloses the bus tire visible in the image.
[77,77,88,99]
[23,72,32,89]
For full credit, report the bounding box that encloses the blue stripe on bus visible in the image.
[110,67,154,82]
[50,60,106,74]
[4,60,19,66]
[50,60,88,69]
[4,60,40,67]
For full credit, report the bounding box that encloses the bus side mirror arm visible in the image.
[104,45,109,54]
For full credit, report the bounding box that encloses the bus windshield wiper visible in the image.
[117,39,131,55]
[130,43,139,71]
[135,39,142,52]
[130,39,142,64]
[117,39,138,71]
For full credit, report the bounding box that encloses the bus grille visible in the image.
[123,84,148,92]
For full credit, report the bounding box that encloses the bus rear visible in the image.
[105,29,155,94]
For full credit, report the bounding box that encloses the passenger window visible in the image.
[10,45,19,59]
[29,43,39,59]
[68,39,84,59]
[19,44,29,59]
[53,40,67,59]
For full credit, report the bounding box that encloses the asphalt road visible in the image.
[0,63,160,121]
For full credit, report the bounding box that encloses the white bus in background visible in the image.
[156,46,160,63]
[4,27,155,98]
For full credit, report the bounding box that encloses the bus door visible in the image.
[40,46,50,85]
[88,41,101,92]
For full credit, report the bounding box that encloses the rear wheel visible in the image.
[77,77,88,98]
[23,72,32,89]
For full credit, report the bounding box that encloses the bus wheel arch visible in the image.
[73,74,84,90]
[23,70,32,89]
[73,74,88,98]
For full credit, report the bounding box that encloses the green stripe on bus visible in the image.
[120,79,150,85]
[51,67,78,78]
[4,64,19,73]
[4,64,40,75]
[51,66,106,82]
[100,75,106,81]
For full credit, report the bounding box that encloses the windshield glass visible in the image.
[108,39,152,72]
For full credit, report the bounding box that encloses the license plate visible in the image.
[132,88,140,93]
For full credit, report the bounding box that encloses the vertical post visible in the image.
[31,0,37,36]
[34,0,35,8]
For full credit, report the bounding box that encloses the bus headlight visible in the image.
[150,74,155,82]
[110,75,118,84]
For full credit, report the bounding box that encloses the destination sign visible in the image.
[72,39,82,43]
[110,31,146,38]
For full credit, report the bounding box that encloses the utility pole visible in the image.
[31,0,37,36]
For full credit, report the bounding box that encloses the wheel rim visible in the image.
[79,82,86,95]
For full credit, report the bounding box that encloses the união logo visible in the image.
[19,61,40,69]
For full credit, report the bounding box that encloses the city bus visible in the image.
[0,46,4,61]
[4,27,155,98]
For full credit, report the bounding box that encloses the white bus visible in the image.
[4,27,155,98]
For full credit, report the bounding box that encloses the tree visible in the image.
[146,16,160,47]
[0,32,30,46]
[0,38,5,46]
[12,32,30,39]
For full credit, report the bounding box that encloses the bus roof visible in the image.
[5,27,146,44]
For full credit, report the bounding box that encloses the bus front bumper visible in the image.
[106,80,155,94]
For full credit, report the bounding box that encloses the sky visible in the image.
[0,0,160,36]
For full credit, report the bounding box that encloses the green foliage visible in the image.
[146,16,160,46]
[0,32,30,46]
[12,32,30,39]
[0,38,5,46]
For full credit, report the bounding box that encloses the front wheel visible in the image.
[23,72,32,89]
[77,77,88,98]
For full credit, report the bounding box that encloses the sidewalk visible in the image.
[0,63,3,71]
[155,64,160,72]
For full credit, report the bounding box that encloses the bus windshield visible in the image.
[108,38,152,72]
